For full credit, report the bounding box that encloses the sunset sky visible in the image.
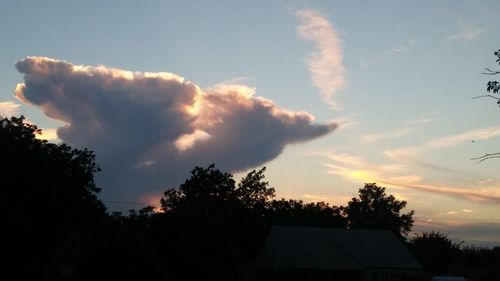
[1,1,500,246]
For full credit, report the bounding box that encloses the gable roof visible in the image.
[293,240,362,270]
[259,225,421,270]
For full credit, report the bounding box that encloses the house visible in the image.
[257,225,422,281]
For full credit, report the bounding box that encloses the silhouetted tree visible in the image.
[157,165,274,279]
[156,164,348,274]
[267,198,347,227]
[160,165,277,215]
[0,116,106,280]
[344,183,414,238]
[237,167,275,210]
[459,245,500,267]
[408,232,500,280]
[409,231,462,275]
[0,116,106,222]
[472,48,500,162]
[160,164,241,215]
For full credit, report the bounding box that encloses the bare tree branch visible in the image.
[472,94,500,101]
[482,68,500,75]
[472,152,500,163]
[472,49,500,163]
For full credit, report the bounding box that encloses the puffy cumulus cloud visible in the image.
[15,57,337,203]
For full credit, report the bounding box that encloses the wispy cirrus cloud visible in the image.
[379,180,500,205]
[294,8,345,110]
[328,115,358,131]
[385,126,500,159]
[0,101,20,117]
[403,158,464,175]
[360,39,417,68]
[319,149,388,184]
[362,127,416,142]
[413,219,500,247]
[317,149,500,205]
[448,20,487,41]
[479,178,493,185]
[302,193,329,202]
[403,117,435,125]
[361,116,435,142]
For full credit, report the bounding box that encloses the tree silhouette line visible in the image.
[1,116,499,281]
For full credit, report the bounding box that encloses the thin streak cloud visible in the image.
[361,39,417,68]
[319,149,500,205]
[448,20,487,41]
[362,127,415,142]
[379,180,500,205]
[402,117,436,125]
[0,101,20,117]
[385,126,500,158]
[294,8,345,110]
[412,219,500,248]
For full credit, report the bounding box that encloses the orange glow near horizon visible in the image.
[140,193,164,213]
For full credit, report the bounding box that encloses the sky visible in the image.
[1,0,500,246]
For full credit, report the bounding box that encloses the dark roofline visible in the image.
[260,225,422,270]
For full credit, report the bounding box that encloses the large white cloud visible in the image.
[15,57,337,203]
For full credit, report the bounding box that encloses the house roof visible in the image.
[431,277,467,281]
[293,240,363,270]
[259,225,421,270]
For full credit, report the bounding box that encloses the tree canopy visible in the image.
[160,164,276,215]
[409,231,463,274]
[4,115,500,281]
[1,116,106,280]
[344,183,414,238]
[0,116,106,223]
[159,164,347,227]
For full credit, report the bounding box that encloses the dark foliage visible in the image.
[0,116,106,222]
[3,116,498,280]
[266,198,347,227]
[160,164,241,214]
[344,183,414,238]
[485,49,500,96]
[408,232,500,281]
[409,231,462,274]
[0,116,106,280]
[152,164,348,280]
